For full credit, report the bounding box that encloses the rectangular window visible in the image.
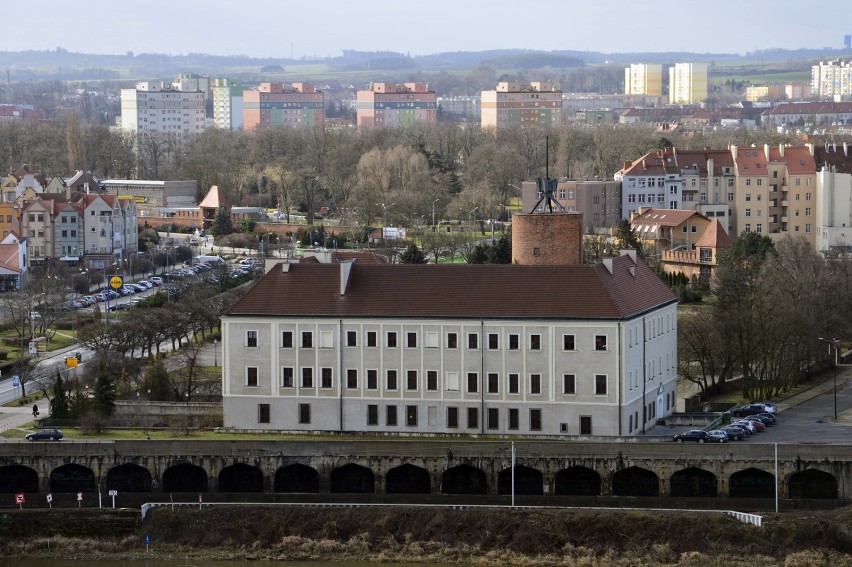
[301,331,313,348]
[580,415,592,435]
[529,409,542,431]
[487,373,499,393]
[321,368,332,388]
[346,331,357,347]
[407,370,418,390]
[282,331,293,348]
[367,369,378,390]
[386,370,398,390]
[301,367,313,388]
[387,331,397,348]
[595,335,607,351]
[246,367,258,387]
[367,331,377,347]
[447,407,459,428]
[258,404,270,423]
[508,408,519,430]
[347,369,358,389]
[427,370,438,390]
[530,374,541,394]
[298,403,310,424]
[281,367,294,388]
[246,330,257,347]
[563,374,576,394]
[563,334,575,350]
[406,332,417,348]
[386,405,398,426]
[530,334,541,350]
[487,408,499,430]
[508,373,519,394]
[447,333,457,348]
[406,405,417,426]
[488,333,499,349]
[468,333,478,349]
[508,334,519,350]
[467,407,478,429]
[467,372,478,393]
[367,404,378,425]
[595,374,607,395]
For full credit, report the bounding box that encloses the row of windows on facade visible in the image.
[246,330,608,351]
[247,366,610,396]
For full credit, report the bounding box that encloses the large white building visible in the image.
[120,81,206,140]
[811,60,852,100]
[625,64,663,96]
[222,255,678,437]
[668,63,708,105]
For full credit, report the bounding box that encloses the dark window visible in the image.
[467,372,478,393]
[580,415,592,435]
[386,405,398,426]
[282,331,293,348]
[563,334,575,350]
[346,331,357,347]
[467,407,478,429]
[407,370,418,390]
[367,331,377,347]
[508,408,519,430]
[468,333,478,349]
[367,369,378,390]
[487,408,499,430]
[530,334,541,350]
[258,404,270,424]
[595,335,607,351]
[530,374,541,394]
[487,373,499,393]
[595,374,607,395]
[508,373,519,394]
[406,405,417,426]
[387,331,397,348]
[447,407,459,428]
[488,333,499,349]
[447,333,457,349]
[427,370,438,391]
[563,374,576,394]
[347,369,358,389]
[321,368,332,388]
[386,370,398,390]
[530,409,542,431]
[246,367,258,387]
[246,330,257,347]
[508,334,519,350]
[301,367,313,388]
[367,404,378,425]
[298,403,311,424]
[281,367,294,388]
[301,331,313,348]
[407,332,417,348]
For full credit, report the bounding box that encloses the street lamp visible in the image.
[468,206,479,232]
[432,198,440,232]
[818,337,840,419]
[378,203,395,240]
[213,339,218,367]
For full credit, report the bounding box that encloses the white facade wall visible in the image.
[120,83,206,139]
[816,168,852,252]
[616,173,682,219]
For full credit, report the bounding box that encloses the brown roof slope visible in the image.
[228,256,676,320]
[695,219,731,248]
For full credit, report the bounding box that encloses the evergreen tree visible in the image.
[93,360,117,418]
[210,206,233,237]
[50,372,70,420]
[142,359,171,401]
[488,235,512,264]
[613,219,644,257]
[399,243,428,264]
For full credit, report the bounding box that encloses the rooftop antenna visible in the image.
[529,134,565,213]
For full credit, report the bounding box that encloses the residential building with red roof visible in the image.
[630,208,711,255]
[660,219,731,281]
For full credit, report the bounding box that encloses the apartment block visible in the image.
[811,60,852,100]
[481,82,562,129]
[356,82,437,128]
[625,64,663,96]
[212,78,244,130]
[668,63,708,105]
[120,81,206,140]
[243,82,325,130]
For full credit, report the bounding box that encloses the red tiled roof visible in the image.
[199,185,230,209]
[695,219,731,248]
[632,208,707,229]
[227,256,676,320]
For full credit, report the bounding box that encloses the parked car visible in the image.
[149,276,163,286]
[707,430,729,443]
[755,412,777,425]
[25,428,63,441]
[721,425,747,441]
[734,420,757,434]
[673,429,709,443]
[757,402,778,414]
[731,404,770,418]
[121,285,137,295]
[741,416,767,431]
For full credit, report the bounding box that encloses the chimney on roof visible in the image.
[807,143,815,157]
[340,260,354,296]
[845,142,848,157]
[620,249,638,263]
[764,144,770,161]
[602,258,613,274]
[779,144,784,157]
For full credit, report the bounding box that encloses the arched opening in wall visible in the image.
[330,463,375,493]
[162,462,208,493]
[49,464,96,493]
[386,463,431,494]
[670,467,717,497]
[274,464,319,493]
[497,465,543,495]
[788,469,838,499]
[729,468,774,498]
[0,464,38,493]
[554,466,601,496]
[441,464,487,495]
[219,463,264,493]
[106,463,152,492]
[611,466,659,497]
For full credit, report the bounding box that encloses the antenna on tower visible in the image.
[529,134,565,214]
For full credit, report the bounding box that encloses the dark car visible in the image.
[25,428,63,441]
[721,425,747,441]
[731,404,770,418]
[756,412,777,425]
[673,429,709,443]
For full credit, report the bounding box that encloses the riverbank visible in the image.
[1,505,851,565]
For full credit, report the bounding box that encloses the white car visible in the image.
[757,402,777,414]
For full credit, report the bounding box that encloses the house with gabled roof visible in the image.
[0,232,27,290]
[630,207,713,255]
[661,219,731,281]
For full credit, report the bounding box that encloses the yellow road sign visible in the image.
[109,275,124,289]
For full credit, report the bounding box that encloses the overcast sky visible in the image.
[14,0,852,58]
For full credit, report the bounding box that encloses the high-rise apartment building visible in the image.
[120,81,206,139]
[356,82,437,128]
[243,83,325,130]
[624,64,663,96]
[480,82,562,129]
[668,63,708,105]
[811,60,852,100]
[212,78,244,130]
